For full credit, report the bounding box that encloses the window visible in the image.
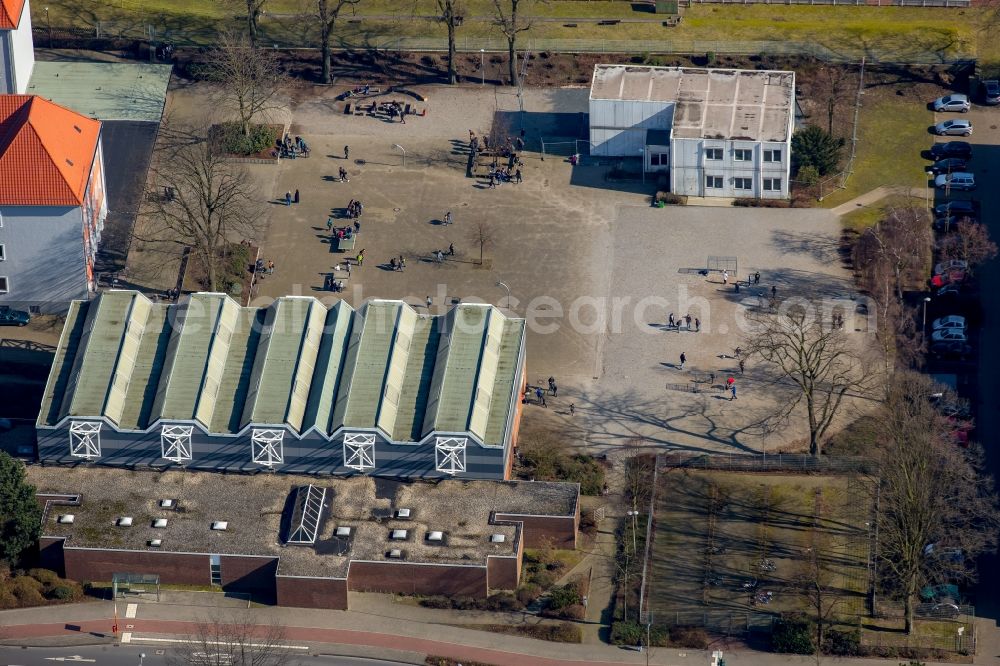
[343,433,376,471]
[734,178,753,190]
[435,437,467,475]
[0,277,7,293]
[0,244,5,261]
[705,175,723,189]
[649,153,668,166]
[69,421,102,459]
[763,178,783,192]
[210,554,222,586]
[704,148,723,161]
[734,149,752,162]
[763,149,782,163]
[161,425,194,463]
[251,428,284,467]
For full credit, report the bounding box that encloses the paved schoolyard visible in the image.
[131,81,874,455]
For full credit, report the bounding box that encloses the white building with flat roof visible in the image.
[589,64,795,199]
[0,0,34,94]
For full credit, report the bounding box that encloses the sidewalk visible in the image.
[1,601,995,666]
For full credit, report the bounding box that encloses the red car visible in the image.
[931,269,966,288]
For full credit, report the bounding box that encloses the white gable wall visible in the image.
[589,98,673,157]
[10,0,33,93]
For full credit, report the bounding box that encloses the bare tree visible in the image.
[853,206,931,302]
[745,306,871,456]
[165,611,292,666]
[209,31,285,137]
[313,0,360,84]
[874,371,999,634]
[812,66,853,135]
[623,454,654,511]
[233,0,268,45]
[140,131,263,293]
[436,0,465,84]
[938,219,998,273]
[468,223,495,265]
[491,0,533,86]
[794,532,852,651]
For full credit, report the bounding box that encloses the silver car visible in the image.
[933,94,970,112]
[935,172,976,191]
[934,119,973,136]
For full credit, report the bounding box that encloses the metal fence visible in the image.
[658,610,778,633]
[688,0,969,5]
[38,24,974,65]
[659,452,878,475]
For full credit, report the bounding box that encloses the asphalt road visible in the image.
[0,647,401,666]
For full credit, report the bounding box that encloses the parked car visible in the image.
[932,315,967,331]
[936,283,964,299]
[934,260,969,276]
[934,199,979,217]
[931,268,966,288]
[932,94,971,112]
[0,306,29,326]
[983,80,1000,106]
[930,141,973,160]
[934,119,973,136]
[927,158,968,176]
[929,340,973,358]
[931,329,969,343]
[935,172,976,191]
[933,214,978,232]
[920,582,961,602]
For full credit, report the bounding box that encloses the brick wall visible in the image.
[39,537,65,577]
[348,561,487,598]
[64,548,210,586]
[220,555,278,593]
[486,556,519,590]
[276,575,348,609]
[494,514,578,549]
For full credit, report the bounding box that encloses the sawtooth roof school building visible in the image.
[589,64,795,199]
[36,290,528,480]
[32,467,579,609]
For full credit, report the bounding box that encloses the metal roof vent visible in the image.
[211,521,229,531]
[335,526,352,537]
[390,529,408,540]
[395,508,411,519]
[489,533,506,543]
[426,531,444,542]
[160,499,175,508]
[387,548,403,559]
[153,518,169,528]
[57,514,75,524]
[117,517,133,527]
[148,539,162,547]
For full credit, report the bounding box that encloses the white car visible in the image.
[931,329,968,343]
[934,260,969,276]
[932,315,967,331]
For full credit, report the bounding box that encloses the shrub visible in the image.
[547,622,583,643]
[706,51,717,65]
[559,455,606,496]
[792,126,845,176]
[797,164,821,186]
[547,583,582,611]
[214,121,279,156]
[485,592,523,612]
[529,570,555,589]
[772,617,815,654]
[732,198,792,208]
[28,569,60,586]
[822,628,861,656]
[452,596,478,610]
[579,513,598,536]
[420,595,452,609]
[8,576,45,607]
[0,587,16,609]
[559,603,586,620]
[48,585,77,601]
[669,626,709,649]
[611,621,644,646]
[517,583,542,606]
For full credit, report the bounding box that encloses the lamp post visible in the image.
[480,49,486,86]
[923,296,931,334]
[45,7,51,48]
[139,653,146,666]
[495,280,511,311]
[627,510,639,553]
[392,143,406,167]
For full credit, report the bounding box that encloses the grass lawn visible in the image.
[839,194,924,232]
[39,0,997,62]
[820,97,932,210]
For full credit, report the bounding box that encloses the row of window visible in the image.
[705,176,783,191]
[0,243,6,294]
[704,148,782,163]
[66,422,470,475]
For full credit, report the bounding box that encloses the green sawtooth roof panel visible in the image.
[245,298,322,427]
[38,300,89,426]
[389,314,440,442]
[153,293,225,422]
[117,304,171,430]
[483,318,525,446]
[303,301,354,434]
[341,301,403,429]
[63,290,137,419]
[209,308,262,434]
[431,305,490,434]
